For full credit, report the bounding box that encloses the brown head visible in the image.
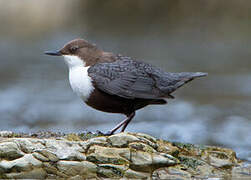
[45,38,115,67]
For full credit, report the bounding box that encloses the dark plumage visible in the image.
[89,55,206,100]
[45,38,207,135]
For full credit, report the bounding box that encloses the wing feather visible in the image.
[88,57,207,100]
[88,59,163,99]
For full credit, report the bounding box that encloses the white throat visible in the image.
[63,55,94,101]
[63,55,85,68]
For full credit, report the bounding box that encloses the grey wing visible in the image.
[88,58,207,100]
[88,59,166,99]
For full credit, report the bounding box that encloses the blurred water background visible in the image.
[0,0,251,161]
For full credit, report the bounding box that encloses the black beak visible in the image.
[44,50,62,56]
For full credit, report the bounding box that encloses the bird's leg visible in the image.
[121,112,135,132]
[99,112,135,136]
[103,112,135,135]
[103,118,129,135]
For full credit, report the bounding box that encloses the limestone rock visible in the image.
[129,141,156,153]
[125,169,150,179]
[57,160,97,178]
[79,136,107,150]
[0,131,14,137]
[130,150,153,167]
[0,142,24,160]
[97,164,128,178]
[35,149,59,162]
[136,132,157,143]
[152,153,177,165]
[0,131,249,179]
[13,138,45,153]
[108,133,139,147]
[32,152,49,162]
[232,163,251,178]
[152,167,192,179]
[5,168,47,179]
[0,154,42,173]
[86,145,130,164]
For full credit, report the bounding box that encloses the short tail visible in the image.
[150,99,167,105]
[165,72,208,95]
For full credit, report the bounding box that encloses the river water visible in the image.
[0,1,250,161]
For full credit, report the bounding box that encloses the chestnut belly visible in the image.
[85,88,155,115]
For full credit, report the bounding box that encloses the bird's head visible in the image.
[45,38,113,67]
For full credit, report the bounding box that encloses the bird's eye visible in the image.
[70,46,78,53]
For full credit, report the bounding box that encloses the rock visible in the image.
[129,142,156,153]
[0,154,42,173]
[13,138,45,153]
[0,131,14,137]
[152,167,191,179]
[43,162,64,177]
[0,142,24,160]
[35,149,59,162]
[86,145,130,164]
[97,164,128,178]
[124,169,150,179]
[79,136,108,150]
[5,168,47,179]
[68,175,85,180]
[152,153,177,166]
[205,149,238,168]
[130,150,177,172]
[57,160,97,178]
[0,131,249,179]
[130,150,153,167]
[232,163,251,178]
[32,152,49,162]
[157,139,178,154]
[35,139,86,161]
[135,132,157,143]
[137,136,158,149]
[108,133,139,147]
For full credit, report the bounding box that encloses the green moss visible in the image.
[86,156,99,163]
[78,132,102,141]
[178,156,202,169]
[144,146,154,154]
[97,165,124,177]
[210,151,229,160]
[171,150,180,158]
[113,158,128,165]
[172,142,196,150]
[12,133,22,138]
[86,155,128,165]
[129,142,155,153]
[0,175,7,179]
[66,133,82,141]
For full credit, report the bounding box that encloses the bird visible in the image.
[45,38,207,135]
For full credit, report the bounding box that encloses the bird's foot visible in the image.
[95,130,114,136]
[85,130,114,136]
[104,130,114,136]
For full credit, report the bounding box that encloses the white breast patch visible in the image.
[63,55,94,101]
[69,66,94,101]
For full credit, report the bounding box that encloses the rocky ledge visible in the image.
[0,131,250,179]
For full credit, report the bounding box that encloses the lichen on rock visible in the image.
[0,131,250,179]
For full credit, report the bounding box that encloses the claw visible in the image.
[94,130,114,136]
[95,130,105,135]
[103,130,114,136]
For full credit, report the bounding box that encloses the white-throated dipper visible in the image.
[45,38,207,135]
